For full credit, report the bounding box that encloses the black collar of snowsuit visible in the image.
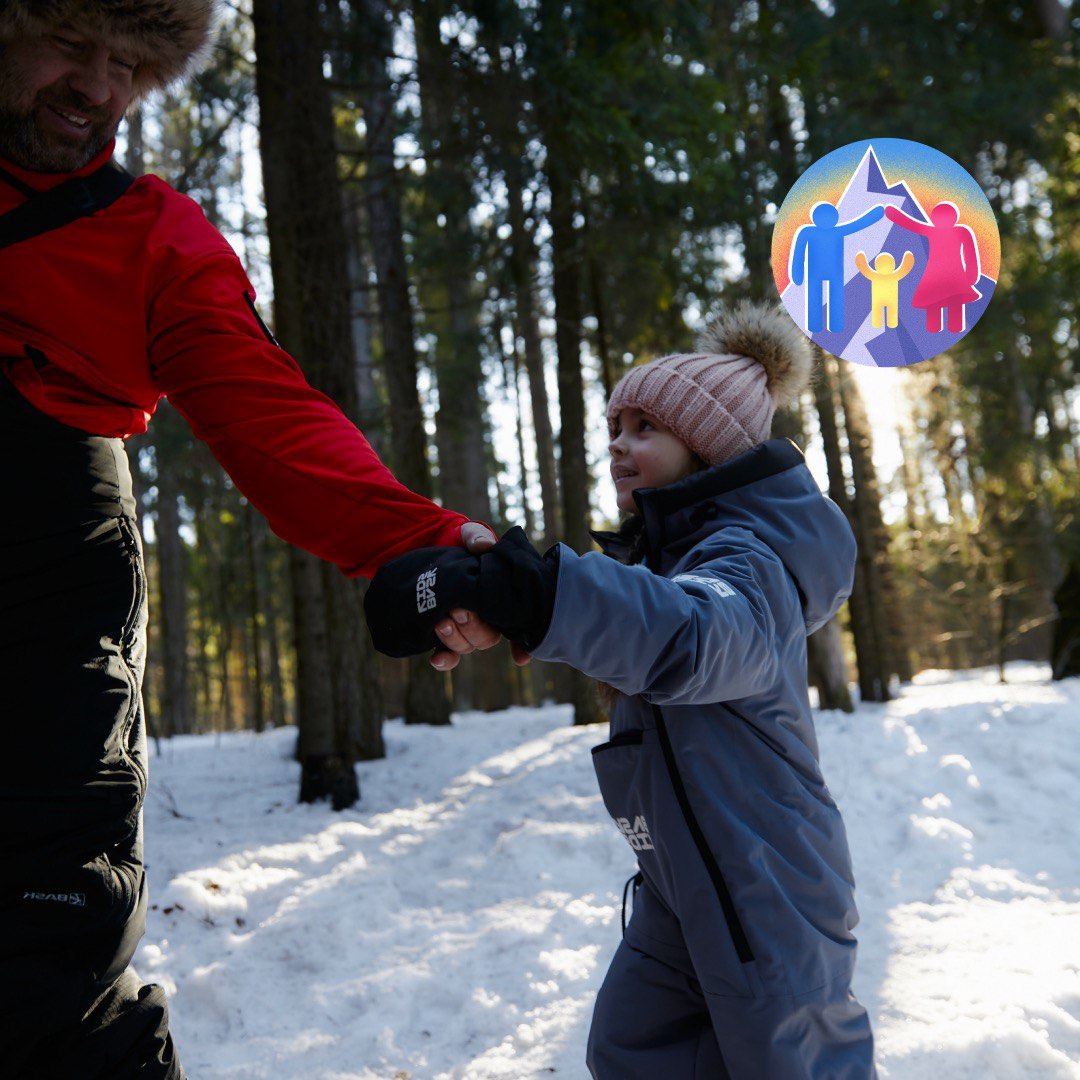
[587,525,640,564]
[629,438,806,571]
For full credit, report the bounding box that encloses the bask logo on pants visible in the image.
[22,891,87,906]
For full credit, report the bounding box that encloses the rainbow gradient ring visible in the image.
[772,138,999,368]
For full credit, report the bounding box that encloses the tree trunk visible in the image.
[352,0,453,727]
[288,550,355,806]
[808,619,853,712]
[412,1,491,523]
[506,338,536,540]
[244,502,267,733]
[250,508,288,728]
[589,250,615,400]
[412,3,511,718]
[773,384,853,711]
[835,362,897,701]
[1005,348,1064,604]
[537,6,602,726]
[252,0,370,807]
[506,153,560,548]
[153,405,191,736]
[546,159,589,558]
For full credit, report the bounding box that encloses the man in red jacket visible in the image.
[0,2,499,1076]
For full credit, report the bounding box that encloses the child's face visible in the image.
[609,407,699,513]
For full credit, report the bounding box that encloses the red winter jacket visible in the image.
[0,141,471,578]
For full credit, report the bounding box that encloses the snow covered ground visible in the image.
[137,663,1080,1079]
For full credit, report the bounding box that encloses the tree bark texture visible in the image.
[353,0,453,726]
[252,0,377,806]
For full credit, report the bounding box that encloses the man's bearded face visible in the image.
[0,29,135,173]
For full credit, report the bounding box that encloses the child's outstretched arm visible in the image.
[528,536,797,705]
[363,527,803,705]
[854,251,873,279]
[896,251,916,279]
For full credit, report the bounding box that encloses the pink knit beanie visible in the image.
[606,301,814,466]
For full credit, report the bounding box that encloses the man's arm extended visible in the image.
[150,251,476,579]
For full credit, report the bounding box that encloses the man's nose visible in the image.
[67,49,112,106]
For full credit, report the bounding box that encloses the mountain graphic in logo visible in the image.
[774,141,998,368]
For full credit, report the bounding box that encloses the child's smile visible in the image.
[609,407,699,513]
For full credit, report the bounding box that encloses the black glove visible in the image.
[364,527,559,658]
[364,544,482,658]
[475,527,559,650]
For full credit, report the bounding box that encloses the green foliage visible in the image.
[136,0,1080,730]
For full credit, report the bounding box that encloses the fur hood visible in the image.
[0,0,216,94]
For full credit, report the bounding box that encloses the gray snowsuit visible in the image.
[530,438,876,1079]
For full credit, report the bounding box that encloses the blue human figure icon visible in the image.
[790,202,885,333]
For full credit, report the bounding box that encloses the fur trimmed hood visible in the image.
[0,0,216,94]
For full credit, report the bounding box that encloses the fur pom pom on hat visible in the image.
[0,0,216,95]
[606,301,814,466]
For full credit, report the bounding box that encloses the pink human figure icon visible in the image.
[884,202,981,333]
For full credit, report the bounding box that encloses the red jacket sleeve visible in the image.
[147,249,470,579]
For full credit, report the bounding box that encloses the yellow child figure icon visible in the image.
[854,250,915,328]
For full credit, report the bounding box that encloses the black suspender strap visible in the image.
[0,163,37,198]
[0,159,136,253]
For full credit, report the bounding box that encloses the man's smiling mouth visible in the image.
[48,105,92,130]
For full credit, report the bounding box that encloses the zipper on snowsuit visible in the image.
[651,703,755,964]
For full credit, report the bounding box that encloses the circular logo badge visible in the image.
[772,138,999,367]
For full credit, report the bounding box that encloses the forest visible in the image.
[121,0,1079,809]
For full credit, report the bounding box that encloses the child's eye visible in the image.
[111,56,136,71]
[52,35,82,49]
[639,418,654,431]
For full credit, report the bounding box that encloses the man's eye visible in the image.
[112,57,136,71]
[53,36,81,49]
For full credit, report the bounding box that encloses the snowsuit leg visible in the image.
[593,871,875,1079]
[587,871,731,1079]
[591,721,875,1078]
[587,937,731,1080]
[699,974,876,1080]
[0,371,183,1078]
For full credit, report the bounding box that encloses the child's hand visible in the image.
[431,610,504,671]
[429,523,503,669]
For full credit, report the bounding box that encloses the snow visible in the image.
[138,663,1080,1078]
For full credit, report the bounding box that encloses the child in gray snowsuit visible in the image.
[365,300,876,1079]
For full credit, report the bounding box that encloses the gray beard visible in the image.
[0,47,116,173]
[0,104,116,173]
